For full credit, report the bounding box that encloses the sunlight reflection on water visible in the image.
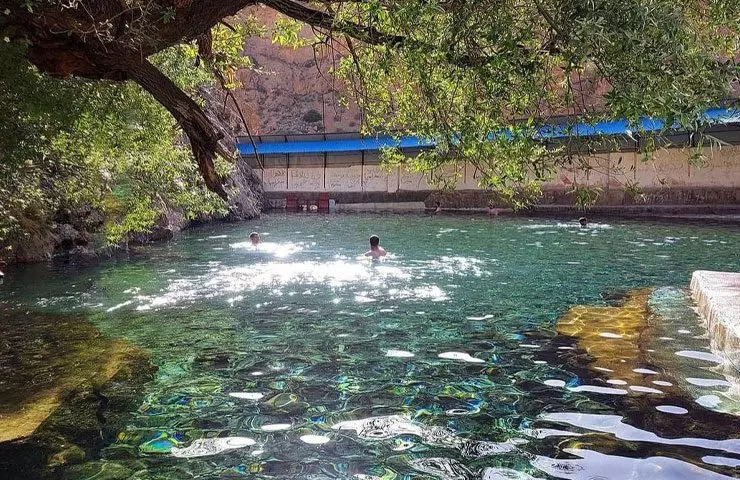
[113,250,486,311]
[4,216,740,479]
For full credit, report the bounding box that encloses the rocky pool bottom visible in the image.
[0,214,739,479]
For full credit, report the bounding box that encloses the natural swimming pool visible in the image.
[1,214,739,479]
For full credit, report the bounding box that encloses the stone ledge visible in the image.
[336,202,426,212]
[690,270,740,370]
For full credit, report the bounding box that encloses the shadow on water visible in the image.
[0,309,156,479]
[520,288,740,478]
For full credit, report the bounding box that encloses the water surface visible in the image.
[1,214,739,479]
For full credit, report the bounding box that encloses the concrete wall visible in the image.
[540,147,740,191]
[252,145,740,205]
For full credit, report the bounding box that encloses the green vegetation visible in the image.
[0,43,227,250]
[1,1,738,255]
[330,0,739,202]
[302,109,323,123]
[0,16,263,253]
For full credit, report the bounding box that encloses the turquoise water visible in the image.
[1,214,740,479]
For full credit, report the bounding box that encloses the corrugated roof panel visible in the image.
[238,107,739,156]
[238,135,434,155]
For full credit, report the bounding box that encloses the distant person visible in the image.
[249,232,261,246]
[579,217,588,228]
[435,201,442,214]
[487,203,498,216]
[364,235,387,259]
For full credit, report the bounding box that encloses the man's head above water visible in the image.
[365,235,387,259]
[249,232,260,246]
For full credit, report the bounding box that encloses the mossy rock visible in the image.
[0,310,156,479]
[60,461,133,480]
[47,444,86,468]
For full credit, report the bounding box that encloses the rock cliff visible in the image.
[232,7,362,136]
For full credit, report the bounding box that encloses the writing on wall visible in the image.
[262,168,287,191]
[326,167,362,191]
[363,166,389,191]
[288,168,324,191]
[255,146,740,192]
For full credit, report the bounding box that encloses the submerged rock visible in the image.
[60,461,132,480]
[265,392,309,413]
[599,287,630,305]
[47,444,85,468]
[0,309,156,478]
[139,433,183,455]
[554,287,740,447]
[333,415,523,459]
[556,288,652,385]
[409,457,475,480]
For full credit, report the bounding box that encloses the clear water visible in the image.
[1,214,740,479]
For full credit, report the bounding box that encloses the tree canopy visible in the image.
[1,0,738,239]
[0,41,233,247]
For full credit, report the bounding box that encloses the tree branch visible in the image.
[261,0,522,68]
[125,56,230,200]
[147,0,260,53]
[261,0,406,47]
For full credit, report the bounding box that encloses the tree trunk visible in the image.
[5,0,263,200]
[125,57,230,200]
[6,0,389,201]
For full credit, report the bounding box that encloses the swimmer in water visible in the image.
[364,235,387,259]
[579,217,588,228]
[434,201,442,214]
[487,203,498,216]
[249,232,261,246]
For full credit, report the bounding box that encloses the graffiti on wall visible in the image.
[255,147,740,192]
[289,169,324,191]
[262,169,287,191]
[326,167,362,191]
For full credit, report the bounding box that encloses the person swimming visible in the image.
[487,203,498,216]
[364,235,387,259]
[434,201,442,214]
[249,232,261,246]
[579,217,588,228]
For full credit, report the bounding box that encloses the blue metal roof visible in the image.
[237,107,740,156]
[239,135,434,156]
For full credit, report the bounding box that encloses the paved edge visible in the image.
[336,202,426,212]
[690,270,740,370]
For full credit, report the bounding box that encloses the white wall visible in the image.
[258,146,740,193]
